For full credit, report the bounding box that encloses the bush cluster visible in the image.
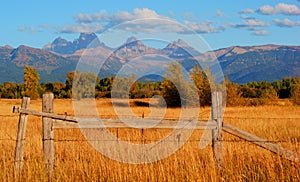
[0,66,299,106]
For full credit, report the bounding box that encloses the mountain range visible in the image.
[0,32,299,84]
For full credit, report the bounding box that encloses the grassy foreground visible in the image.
[0,99,299,181]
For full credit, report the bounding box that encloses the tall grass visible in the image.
[0,99,299,181]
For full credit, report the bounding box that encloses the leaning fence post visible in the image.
[14,97,30,177]
[42,92,54,177]
[211,91,223,177]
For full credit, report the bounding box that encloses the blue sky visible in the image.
[0,0,299,50]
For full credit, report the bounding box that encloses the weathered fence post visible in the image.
[42,92,54,177]
[211,91,223,177]
[14,97,30,177]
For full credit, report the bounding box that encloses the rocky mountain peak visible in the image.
[125,36,144,47]
[175,39,189,47]
[44,32,104,55]
[74,32,99,50]
[46,37,75,54]
[162,39,200,58]
[165,39,190,49]
[113,36,153,58]
[13,45,32,54]
[0,39,299,84]
[126,36,138,43]
[4,45,14,49]
[79,32,97,40]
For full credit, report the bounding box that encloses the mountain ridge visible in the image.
[0,33,299,84]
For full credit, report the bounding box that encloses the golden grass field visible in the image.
[0,98,299,181]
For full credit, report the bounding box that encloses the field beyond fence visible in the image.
[0,98,299,181]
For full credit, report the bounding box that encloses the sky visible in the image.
[0,0,299,51]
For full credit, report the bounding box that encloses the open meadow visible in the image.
[0,98,299,181]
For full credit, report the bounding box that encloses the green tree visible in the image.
[225,78,243,106]
[242,81,278,105]
[71,71,99,99]
[291,79,300,105]
[40,82,68,98]
[272,78,297,98]
[190,65,211,106]
[24,66,40,99]
[95,76,115,98]
[162,62,197,107]
[0,84,2,98]
[129,81,162,99]
[1,82,24,99]
[112,75,136,98]
[257,81,278,104]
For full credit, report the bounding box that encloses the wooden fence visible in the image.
[13,92,299,179]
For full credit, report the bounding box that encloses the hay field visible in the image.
[0,99,299,181]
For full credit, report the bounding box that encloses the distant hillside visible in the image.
[0,45,76,83]
[214,44,300,83]
[0,33,299,83]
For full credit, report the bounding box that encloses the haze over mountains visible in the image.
[0,33,299,84]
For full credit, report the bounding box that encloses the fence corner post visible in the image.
[42,92,54,178]
[14,97,30,178]
[211,91,223,177]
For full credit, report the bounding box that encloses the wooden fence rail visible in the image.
[12,107,217,129]
[12,92,299,181]
[223,123,299,162]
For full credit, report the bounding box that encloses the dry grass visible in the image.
[0,98,299,181]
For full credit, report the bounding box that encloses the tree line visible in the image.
[0,65,299,106]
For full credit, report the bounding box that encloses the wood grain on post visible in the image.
[211,91,223,176]
[14,97,30,177]
[42,92,54,176]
